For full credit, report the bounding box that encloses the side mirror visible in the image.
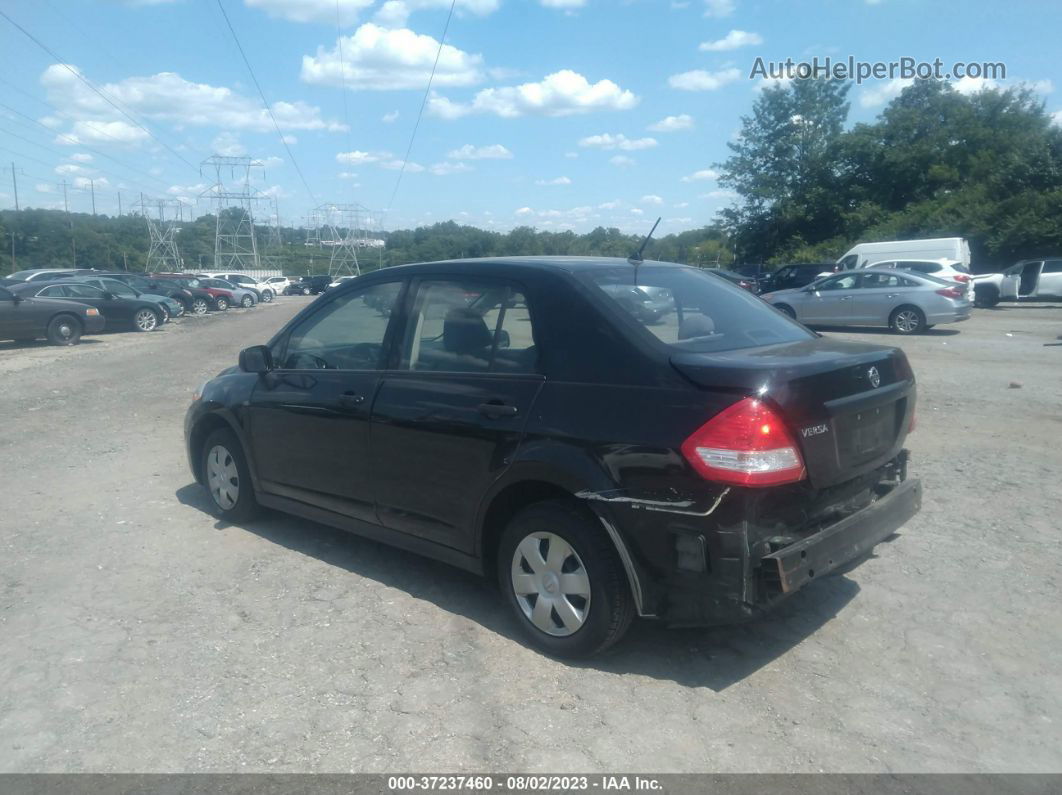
[239,345,274,374]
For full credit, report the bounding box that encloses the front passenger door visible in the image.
[245,280,404,521]
[370,278,545,552]
[801,274,861,325]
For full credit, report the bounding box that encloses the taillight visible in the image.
[936,287,963,298]
[953,274,970,283]
[681,397,806,487]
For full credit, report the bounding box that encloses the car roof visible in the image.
[360,256,692,278]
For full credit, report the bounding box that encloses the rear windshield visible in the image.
[581,265,814,353]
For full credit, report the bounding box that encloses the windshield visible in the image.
[582,266,813,353]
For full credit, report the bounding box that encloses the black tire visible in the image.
[200,428,259,522]
[974,284,1000,308]
[889,305,926,335]
[498,500,635,658]
[47,314,82,346]
[775,303,797,319]
[261,290,273,303]
[301,286,311,296]
[133,307,160,332]
[191,298,209,315]
[214,297,229,311]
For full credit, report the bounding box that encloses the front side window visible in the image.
[818,274,860,291]
[583,266,812,353]
[57,284,105,299]
[102,281,137,297]
[279,281,402,370]
[401,279,538,374]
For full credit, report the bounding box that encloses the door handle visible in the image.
[478,402,519,419]
[886,294,897,299]
[839,296,853,301]
[338,392,364,408]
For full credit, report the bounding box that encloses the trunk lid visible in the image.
[671,337,915,488]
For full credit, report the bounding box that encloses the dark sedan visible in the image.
[103,273,200,314]
[0,285,105,345]
[186,256,921,658]
[8,281,165,332]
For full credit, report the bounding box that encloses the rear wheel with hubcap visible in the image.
[261,290,273,303]
[215,297,229,311]
[201,428,258,522]
[47,314,82,346]
[890,305,925,335]
[301,286,311,296]
[240,295,254,308]
[191,298,209,315]
[775,304,796,319]
[498,500,634,658]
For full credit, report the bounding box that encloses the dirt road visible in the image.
[1,297,1059,772]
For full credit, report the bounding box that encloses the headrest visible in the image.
[678,313,715,340]
[443,307,493,354]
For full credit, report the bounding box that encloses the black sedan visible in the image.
[8,281,165,332]
[0,285,105,345]
[103,273,199,314]
[186,256,921,658]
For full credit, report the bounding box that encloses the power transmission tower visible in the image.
[314,203,371,278]
[201,155,264,271]
[141,195,184,272]
[266,197,282,248]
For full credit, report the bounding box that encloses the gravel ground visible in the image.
[0,296,1060,773]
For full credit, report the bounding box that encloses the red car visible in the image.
[150,274,235,311]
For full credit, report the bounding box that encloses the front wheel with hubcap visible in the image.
[133,308,159,331]
[261,290,273,303]
[201,428,258,522]
[240,295,254,308]
[191,298,209,315]
[890,305,925,335]
[214,297,229,311]
[47,314,82,346]
[301,286,311,296]
[498,500,634,658]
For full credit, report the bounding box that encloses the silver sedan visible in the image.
[761,268,971,334]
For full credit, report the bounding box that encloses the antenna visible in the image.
[628,217,662,265]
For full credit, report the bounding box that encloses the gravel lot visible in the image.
[1,296,1060,773]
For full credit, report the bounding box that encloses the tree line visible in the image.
[3,78,1060,275]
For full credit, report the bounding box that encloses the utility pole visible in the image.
[90,179,96,216]
[117,191,122,216]
[123,252,128,271]
[62,180,69,215]
[8,231,14,270]
[10,162,18,211]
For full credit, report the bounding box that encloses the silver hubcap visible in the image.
[58,323,73,339]
[193,301,207,314]
[242,297,252,307]
[511,532,591,637]
[263,292,272,303]
[206,445,239,511]
[135,310,157,330]
[895,311,919,332]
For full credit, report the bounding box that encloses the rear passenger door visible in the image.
[853,272,915,325]
[1037,260,1062,298]
[370,277,545,552]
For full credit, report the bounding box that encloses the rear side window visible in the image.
[63,284,105,298]
[898,262,939,274]
[861,273,907,288]
[1043,261,1062,274]
[401,279,538,374]
[582,266,812,353]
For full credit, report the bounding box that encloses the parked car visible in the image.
[762,268,970,334]
[863,259,972,300]
[704,268,758,292]
[6,269,81,282]
[69,276,183,319]
[195,277,258,308]
[263,276,292,296]
[971,259,1062,306]
[835,237,971,271]
[0,285,105,345]
[151,275,233,312]
[103,274,200,314]
[8,281,167,332]
[186,256,921,658]
[757,263,833,294]
[198,272,274,303]
[287,275,331,295]
[328,275,357,289]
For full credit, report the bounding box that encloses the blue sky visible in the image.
[1,0,1060,235]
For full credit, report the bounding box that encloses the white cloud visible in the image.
[649,114,693,132]
[74,176,109,189]
[673,201,689,208]
[281,134,298,145]
[515,206,534,216]
[336,149,422,172]
[41,64,344,141]
[699,30,762,51]
[540,0,586,7]
[212,131,246,156]
[953,75,998,95]
[447,143,513,160]
[703,0,734,17]
[1052,110,1062,127]
[300,23,484,90]
[245,0,374,25]
[338,171,359,179]
[68,152,94,163]
[859,78,913,108]
[379,159,423,172]
[578,133,657,151]
[535,176,572,185]
[382,110,400,123]
[428,70,638,118]
[641,194,663,205]
[262,156,284,168]
[630,208,644,216]
[598,200,621,209]
[35,183,55,193]
[609,155,635,167]
[430,161,472,175]
[374,0,499,27]
[701,188,737,199]
[682,168,719,182]
[55,164,87,175]
[669,68,742,91]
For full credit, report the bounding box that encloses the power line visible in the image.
[214,0,317,205]
[387,0,458,212]
[0,8,200,174]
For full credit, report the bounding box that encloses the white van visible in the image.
[835,238,971,271]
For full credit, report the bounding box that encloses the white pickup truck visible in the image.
[971,259,1062,307]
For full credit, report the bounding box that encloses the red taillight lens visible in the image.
[936,287,963,298]
[953,274,970,283]
[681,397,807,487]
